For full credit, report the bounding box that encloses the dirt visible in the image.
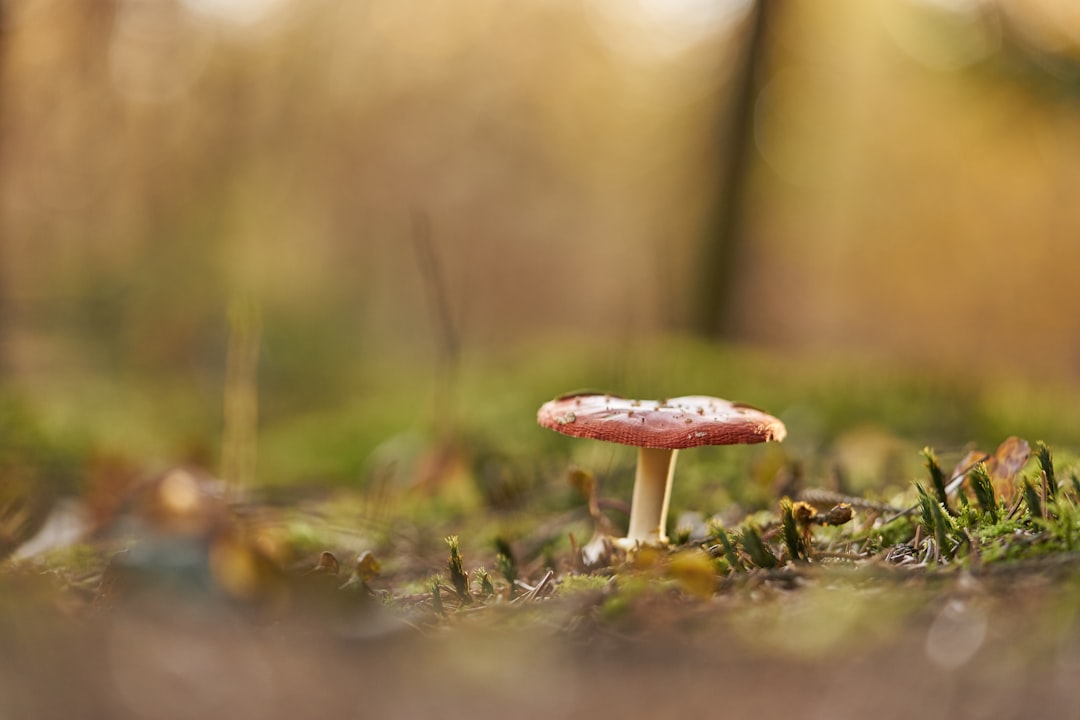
[3,560,1079,720]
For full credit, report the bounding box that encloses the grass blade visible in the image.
[739,526,778,569]
[1035,441,1056,501]
[1022,478,1043,521]
[780,499,806,562]
[970,463,999,523]
[922,447,951,513]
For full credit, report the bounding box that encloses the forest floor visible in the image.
[4,344,1080,719]
[5,441,1080,720]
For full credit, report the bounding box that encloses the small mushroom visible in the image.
[538,393,786,547]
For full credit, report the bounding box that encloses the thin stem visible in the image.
[626,447,678,544]
[221,295,260,503]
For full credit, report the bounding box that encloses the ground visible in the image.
[4,560,1080,720]
[3,345,1080,719]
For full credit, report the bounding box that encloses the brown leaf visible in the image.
[992,436,1030,483]
[951,449,991,489]
[356,551,381,582]
[953,450,985,476]
[314,551,340,575]
[983,436,1030,499]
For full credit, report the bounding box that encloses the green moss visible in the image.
[557,574,611,596]
[738,525,779,569]
[599,593,631,621]
[31,543,103,574]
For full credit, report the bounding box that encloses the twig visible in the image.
[410,210,459,380]
[942,453,992,496]
[882,454,989,524]
[797,488,901,514]
[1005,494,1027,521]
[512,569,555,604]
[221,295,261,502]
[409,209,463,460]
[813,550,873,561]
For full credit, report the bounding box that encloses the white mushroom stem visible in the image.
[625,447,678,545]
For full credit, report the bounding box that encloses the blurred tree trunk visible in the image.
[692,0,776,338]
[0,1,9,377]
[0,1,117,377]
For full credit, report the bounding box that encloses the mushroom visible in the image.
[537,393,786,547]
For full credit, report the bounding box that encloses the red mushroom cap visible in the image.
[537,393,786,449]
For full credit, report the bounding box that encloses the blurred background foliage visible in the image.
[2,0,1080,523]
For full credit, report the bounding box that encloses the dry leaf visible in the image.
[992,436,1030,484]
[985,436,1030,498]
